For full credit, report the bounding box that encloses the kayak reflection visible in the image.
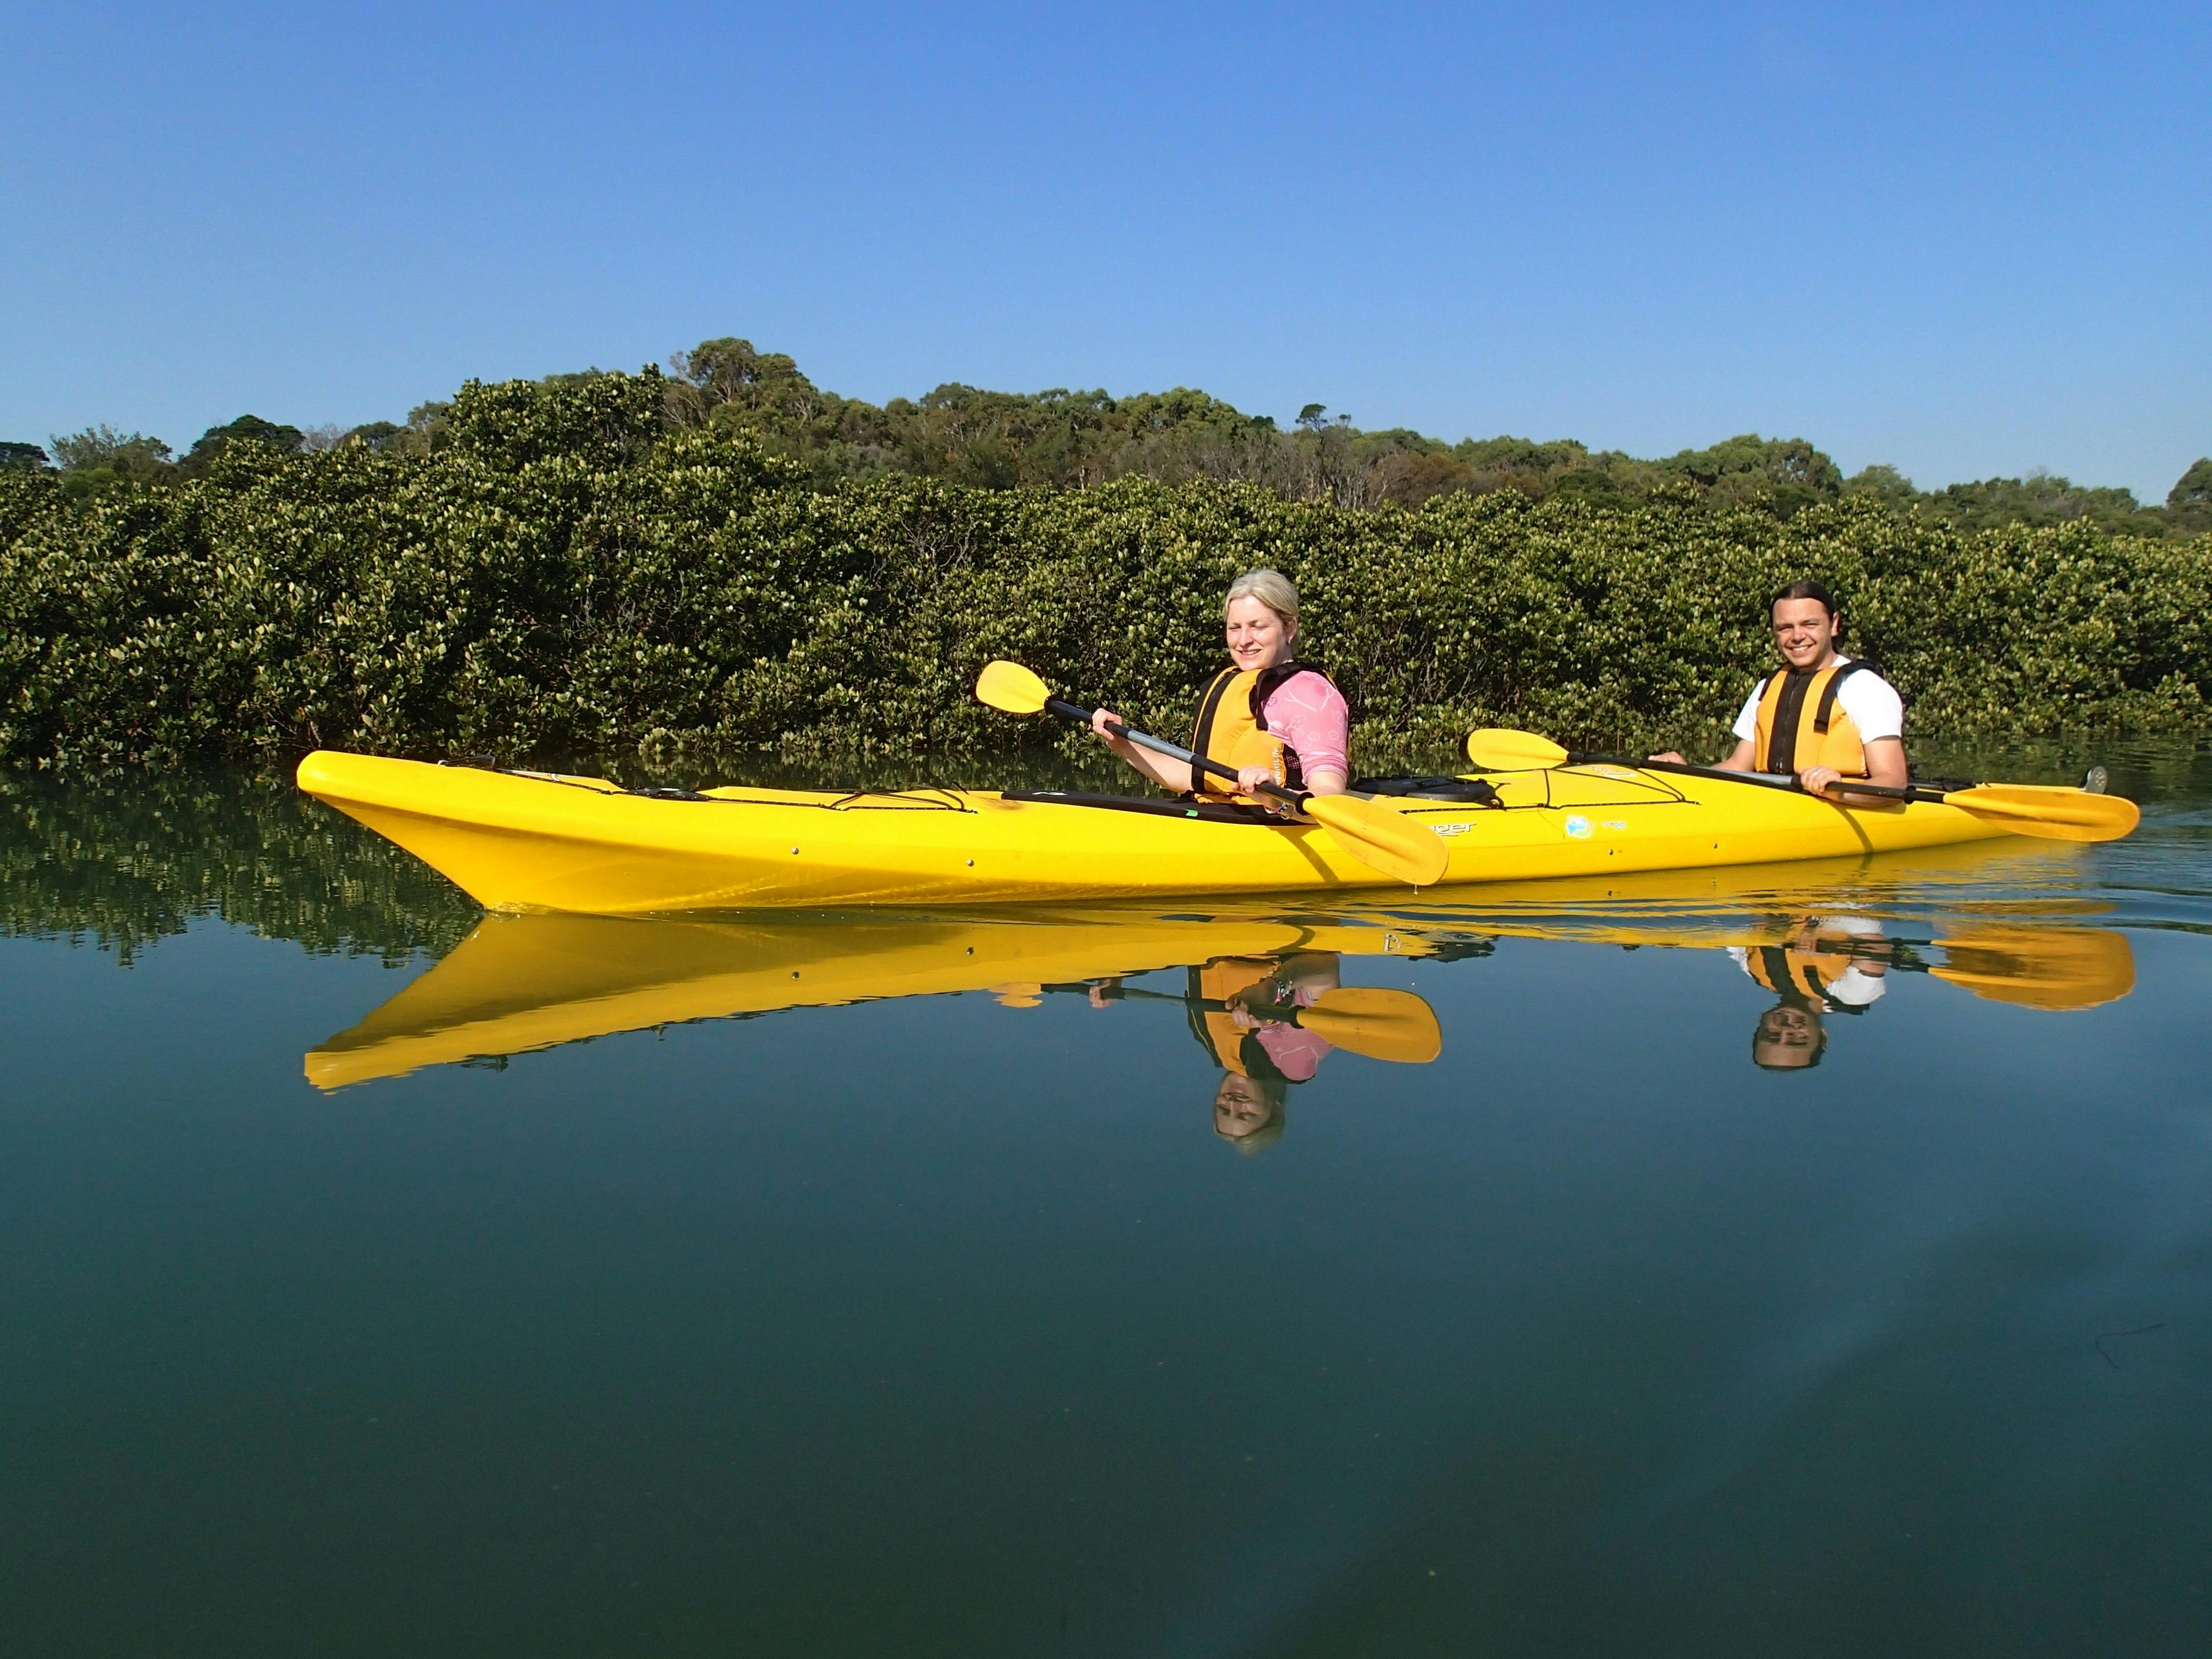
[307,845,2137,1093]
[305,910,1472,1092]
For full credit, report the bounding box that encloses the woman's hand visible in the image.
[1091,707,1128,747]
[1235,763,1279,797]
[1648,750,1687,764]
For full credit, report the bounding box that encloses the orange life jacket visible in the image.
[1742,928,1881,1012]
[1753,659,1876,777]
[1186,957,1288,1075]
[1189,661,1335,804]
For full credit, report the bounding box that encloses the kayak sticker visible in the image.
[1564,814,1594,839]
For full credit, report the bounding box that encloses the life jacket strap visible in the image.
[1811,659,1873,735]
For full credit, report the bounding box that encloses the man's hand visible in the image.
[1799,765,1844,797]
[1648,750,1688,764]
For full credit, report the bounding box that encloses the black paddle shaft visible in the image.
[1569,748,1941,805]
[1045,697,1308,807]
[1041,982,1313,1025]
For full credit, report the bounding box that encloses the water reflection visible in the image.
[1735,917,2133,1069]
[304,912,1476,1094]
[1060,954,1447,1151]
[309,860,2135,1098]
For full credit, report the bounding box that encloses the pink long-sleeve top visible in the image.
[1261,672,1350,781]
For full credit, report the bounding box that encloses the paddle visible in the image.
[1462,728,2139,844]
[1039,981,1444,1064]
[977,660,1451,886]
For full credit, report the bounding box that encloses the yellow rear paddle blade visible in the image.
[1306,794,1452,887]
[1940,784,2141,843]
[1300,987,1443,1064]
[976,659,1052,715]
[1465,728,1569,770]
[1931,927,2136,1011]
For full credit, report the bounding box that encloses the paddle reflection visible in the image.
[308,850,2137,1098]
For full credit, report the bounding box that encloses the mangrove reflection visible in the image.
[308,895,2135,1100]
[0,769,478,963]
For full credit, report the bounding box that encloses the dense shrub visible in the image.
[2,374,2206,779]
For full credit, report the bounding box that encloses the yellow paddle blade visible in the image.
[1464,727,1569,770]
[1932,927,2136,1011]
[1306,793,1452,886]
[976,659,1052,715]
[1300,987,1444,1064]
[1942,783,2141,843]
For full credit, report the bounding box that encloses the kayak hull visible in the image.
[297,750,2015,915]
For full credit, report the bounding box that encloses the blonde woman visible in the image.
[1090,569,1350,803]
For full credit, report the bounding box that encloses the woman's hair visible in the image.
[1225,567,1300,626]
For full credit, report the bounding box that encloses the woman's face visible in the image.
[1214,1072,1274,1136]
[1225,595,1294,673]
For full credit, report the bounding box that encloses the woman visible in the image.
[1090,568,1350,804]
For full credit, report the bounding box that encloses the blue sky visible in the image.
[4,1,2205,498]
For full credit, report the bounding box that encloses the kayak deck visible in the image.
[295,750,2012,915]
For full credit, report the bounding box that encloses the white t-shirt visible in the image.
[1728,916,1890,1008]
[1731,655,1904,748]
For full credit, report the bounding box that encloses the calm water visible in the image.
[3,744,2209,1657]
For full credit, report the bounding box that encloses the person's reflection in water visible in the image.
[1731,916,1895,1071]
[1191,951,1339,1152]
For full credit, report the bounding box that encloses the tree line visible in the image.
[3,365,2205,779]
[7,337,2207,537]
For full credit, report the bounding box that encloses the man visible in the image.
[1654,580,1909,800]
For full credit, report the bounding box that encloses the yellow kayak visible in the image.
[295,749,2021,914]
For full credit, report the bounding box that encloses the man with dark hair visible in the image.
[1655,579,1909,800]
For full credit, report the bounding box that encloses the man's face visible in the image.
[1771,598,1839,670]
[1753,1004,1824,1069]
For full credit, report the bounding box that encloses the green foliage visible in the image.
[47,424,176,498]
[1,442,50,472]
[1857,466,2176,539]
[31,337,2202,535]
[1,367,2205,779]
[180,413,307,475]
[2169,458,2212,535]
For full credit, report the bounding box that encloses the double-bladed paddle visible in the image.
[1461,728,2140,843]
[977,660,1451,886]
